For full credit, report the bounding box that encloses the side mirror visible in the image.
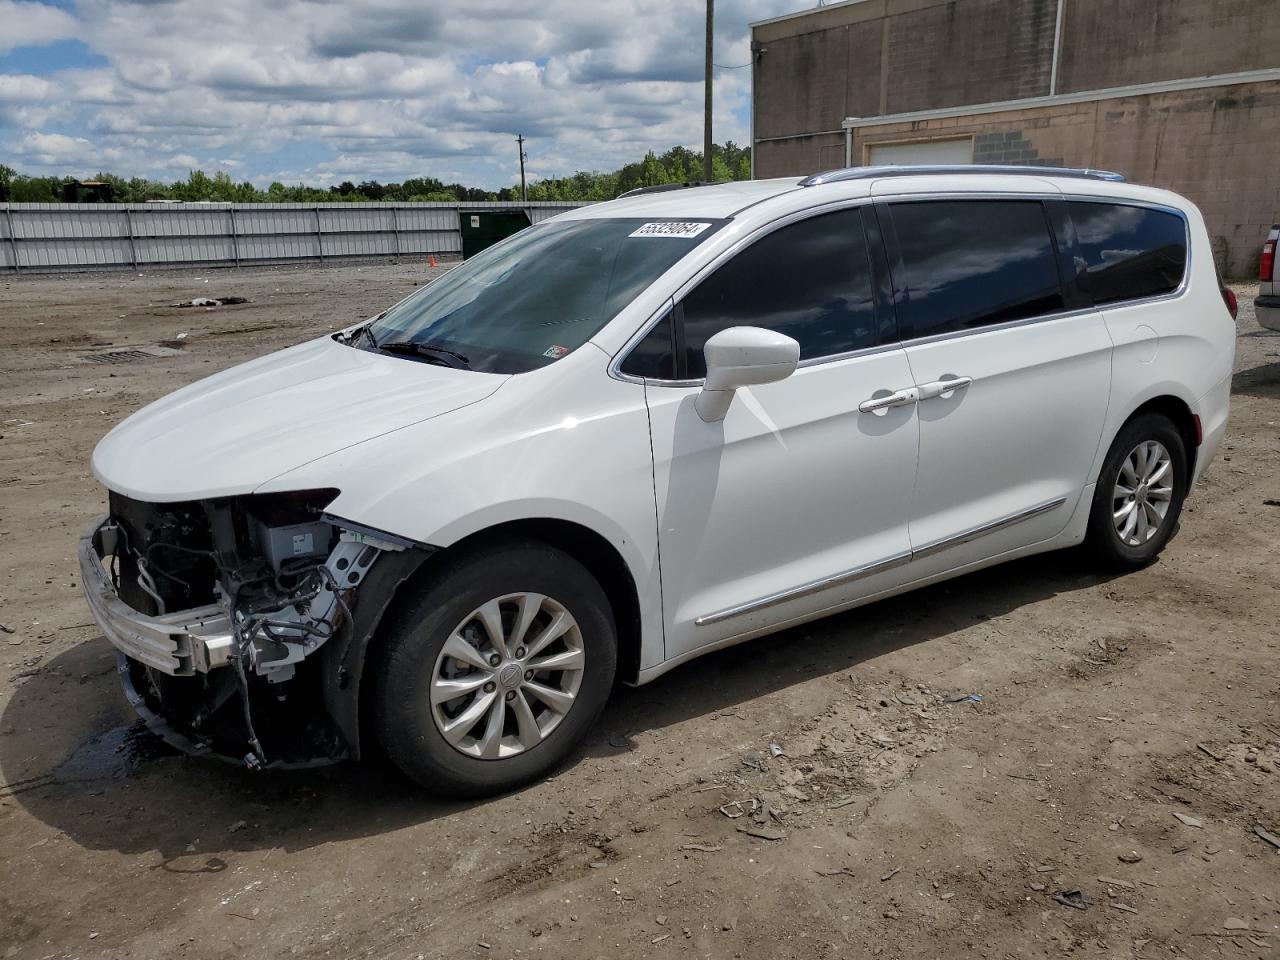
[695,326,800,422]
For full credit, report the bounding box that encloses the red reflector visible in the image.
[1193,414,1203,446]
[1222,286,1238,320]
[1263,240,1276,282]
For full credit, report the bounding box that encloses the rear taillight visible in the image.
[1221,285,1238,320]
[1262,238,1276,282]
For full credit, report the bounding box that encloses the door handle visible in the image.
[858,387,919,413]
[916,376,973,401]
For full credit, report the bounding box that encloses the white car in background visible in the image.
[81,166,1236,796]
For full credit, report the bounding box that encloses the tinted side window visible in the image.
[680,208,878,379]
[889,200,1064,339]
[619,310,676,379]
[1065,201,1187,305]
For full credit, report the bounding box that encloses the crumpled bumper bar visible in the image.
[79,515,233,676]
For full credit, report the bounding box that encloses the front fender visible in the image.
[320,544,435,759]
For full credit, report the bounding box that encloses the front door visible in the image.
[636,206,921,660]
[878,197,1113,573]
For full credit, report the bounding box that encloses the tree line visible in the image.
[0,142,752,204]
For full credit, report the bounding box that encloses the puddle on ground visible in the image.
[53,721,177,783]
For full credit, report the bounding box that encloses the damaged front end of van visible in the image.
[80,489,430,767]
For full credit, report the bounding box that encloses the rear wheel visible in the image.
[373,540,616,797]
[1084,413,1188,570]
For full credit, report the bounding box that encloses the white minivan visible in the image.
[81,166,1236,795]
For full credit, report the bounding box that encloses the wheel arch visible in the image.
[329,516,645,760]
[429,517,644,686]
[1117,394,1200,479]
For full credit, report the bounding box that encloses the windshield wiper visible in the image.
[378,341,471,369]
[348,323,379,349]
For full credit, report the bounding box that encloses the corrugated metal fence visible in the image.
[0,201,589,272]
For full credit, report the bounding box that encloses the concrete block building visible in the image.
[750,0,1280,276]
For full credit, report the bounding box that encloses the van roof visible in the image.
[560,165,1151,221]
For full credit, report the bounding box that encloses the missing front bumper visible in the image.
[78,516,234,676]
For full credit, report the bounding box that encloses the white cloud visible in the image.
[0,0,78,55]
[0,73,54,102]
[0,0,798,185]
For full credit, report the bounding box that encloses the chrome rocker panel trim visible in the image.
[695,496,1068,626]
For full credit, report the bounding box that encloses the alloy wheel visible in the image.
[429,593,585,760]
[1112,440,1174,546]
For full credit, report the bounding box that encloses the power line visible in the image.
[713,61,752,69]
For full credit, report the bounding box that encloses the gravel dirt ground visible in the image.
[0,262,1277,960]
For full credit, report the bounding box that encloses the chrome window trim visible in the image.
[608,191,1193,385]
[610,297,684,387]
[694,496,1068,626]
[607,197,881,386]
[893,305,1098,350]
[1054,194,1193,305]
[874,192,1192,347]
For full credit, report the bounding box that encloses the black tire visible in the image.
[372,540,616,797]
[1084,413,1188,571]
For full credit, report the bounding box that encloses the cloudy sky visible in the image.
[0,0,806,189]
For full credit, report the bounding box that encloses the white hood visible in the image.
[92,336,507,502]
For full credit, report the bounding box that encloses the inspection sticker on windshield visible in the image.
[629,221,712,239]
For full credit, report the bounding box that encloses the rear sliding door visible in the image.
[879,197,1113,574]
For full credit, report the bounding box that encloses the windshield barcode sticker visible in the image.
[629,222,712,239]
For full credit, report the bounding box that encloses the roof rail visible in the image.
[616,181,716,199]
[799,164,1126,186]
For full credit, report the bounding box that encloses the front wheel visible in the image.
[373,541,617,797]
[1084,413,1188,571]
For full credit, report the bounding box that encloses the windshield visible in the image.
[366,217,726,373]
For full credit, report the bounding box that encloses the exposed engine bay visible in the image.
[82,489,417,768]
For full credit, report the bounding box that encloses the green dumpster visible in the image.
[459,210,532,259]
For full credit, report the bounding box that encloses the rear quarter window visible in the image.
[1065,201,1187,305]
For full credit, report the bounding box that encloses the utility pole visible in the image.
[703,0,713,182]
[517,134,528,203]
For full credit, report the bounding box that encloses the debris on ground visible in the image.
[1252,824,1280,850]
[769,742,786,758]
[227,820,247,834]
[1196,743,1225,762]
[736,823,786,841]
[171,297,250,308]
[1052,890,1091,911]
[719,799,758,819]
[1111,902,1138,914]
[1172,812,1203,828]
[1118,851,1143,863]
[1224,918,1250,931]
[1098,876,1136,889]
[944,693,984,704]
[880,867,900,882]
[816,867,858,878]
[680,843,722,853]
